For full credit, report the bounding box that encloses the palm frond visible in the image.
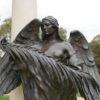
[0,40,100,100]
[0,53,21,95]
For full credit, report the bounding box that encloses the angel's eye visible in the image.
[0,49,5,58]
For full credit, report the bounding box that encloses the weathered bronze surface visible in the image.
[69,30,100,85]
[0,16,100,100]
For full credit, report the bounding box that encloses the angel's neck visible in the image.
[43,33,61,43]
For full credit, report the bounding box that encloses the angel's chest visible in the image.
[44,44,67,59]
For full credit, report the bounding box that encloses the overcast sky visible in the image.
[0,0,100,42]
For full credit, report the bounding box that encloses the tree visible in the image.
[59,27,67,40]
[91,35,100,73]
[92,34,100,43]
[0,18,11,41]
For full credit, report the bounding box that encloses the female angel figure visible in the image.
[0,16,100,100]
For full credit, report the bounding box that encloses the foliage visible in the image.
[92,34,100,43]
[0,18,11,41]
[76,92,81,97]
[90,35,100,73]
[59,27,67,41]
[0,96,9,100]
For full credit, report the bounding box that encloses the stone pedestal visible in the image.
[9,0,37,100]
[11,0,37,40]
[9,85,24,100]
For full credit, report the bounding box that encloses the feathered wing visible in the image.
[14,18,41,44]
[0,18,41,95]
[0,52,21,95]
[0,41,100,100]
[69,30,100,85]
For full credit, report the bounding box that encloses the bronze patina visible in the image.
[0,16,100,100]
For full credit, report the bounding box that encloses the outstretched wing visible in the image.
[69,30,100,85]
[0,18,41,95]
[0,40,100,100]
[14,18,41,44]
[0,51,21,95]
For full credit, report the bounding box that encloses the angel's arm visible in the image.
[63,42,80,69]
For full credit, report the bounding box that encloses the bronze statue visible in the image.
[41,16,79,67]
[14,19,42,49]
[0,16,100,100]
[41,16,79,100]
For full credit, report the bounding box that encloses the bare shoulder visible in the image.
[55,41,75,53]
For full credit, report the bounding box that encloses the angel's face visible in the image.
[41,20,56,36]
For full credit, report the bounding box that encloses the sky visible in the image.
[0,0,12,21]
[0,0,100,42]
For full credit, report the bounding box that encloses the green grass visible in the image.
[0,96,10,100]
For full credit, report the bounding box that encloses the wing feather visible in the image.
[14,19,41,44]
[0,18,41,96]
[69,30,100,85]
[0,41,100,100]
